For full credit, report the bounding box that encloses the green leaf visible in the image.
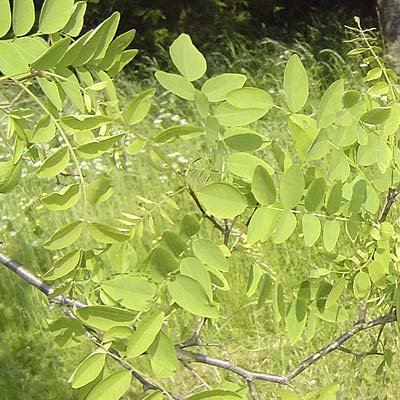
[61,115,115,131]
[12,0,35,36]
[97,28,136,70]
[155,71,195,100]
[328,150,349,182]
[180,215,200,237]
[280,165,304,209]
[48,316,85,348]
[39,0,74,34]
[353,271,371,299]
[169,33,206,81]
[304,177,325,211]
[13,37,48,65]
[325,277,346,308]
[76,306,134,331]
[226,152,273,179]
[36,147,70,178]
[376,137,391,174]
[63,1,87,37]
[326,182,342,214]
[257,274,273,307]
[86,177,114,205]
[162,231,187,256]
[364,67,382,82]
[187,390,241,400]
[201,73,247,102]
[368,261,386,289]
[86,370,131,400]
[317,79,344,129]
[180,257,212,300]
[31,37,72,70]
[194,89,209,118]
[42,183,81,211]
[302,214,321,247]
[246,264,264,297]
[0,41,30,77]
[192,239,228,272]
[102,277,157,311]
[0,160,22,193]
[284,54,309,113]
[304,383,340,400]
[126,311,165,358]
[251,165,276,205]
[76,135,123,159]
[44,250,81,281]
[224,127,264,151]
[273,210,297,244]
[323,220,340,252]
[288,114,318,160]
[361,107,391,125]
[0,0,11,37]
[247,207,278,244]
[123,88,155,125]
[214,102,267,127]
[149,246,178,282]
[56,67,84,111]
[226,87,273,111]
[89,222,129,244]
[69,352,106,389]
[285,299,307,344]
[31,115,56,143]
[273,282,285,323]
[342,90,360,108]
[153,125,203,143]
[148,331,180,375]
[168,275,218,318]
[197,182,247,219]
[37,77,62,111]
[106,243,137,274]
[43,220,84,250]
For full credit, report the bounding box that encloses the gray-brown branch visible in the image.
[0,250,397,395]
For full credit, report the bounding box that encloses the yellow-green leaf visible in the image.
[284,54,308,113]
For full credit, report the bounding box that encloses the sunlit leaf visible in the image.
[201,73,247,102]
[169,33,206,81]
[102,277,156,311]
[76,306,134,331]
[39,0,74,34]
[192,239,228,272]
[12,0,35,36]
[197,182,247,219]
[284,54,308,113]
[155,71,195,100]
[42,183,81,211]
[168,275,218,318]
[86,370,131,400]
[43,220,84,250]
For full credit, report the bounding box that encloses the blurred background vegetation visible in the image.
[2,1,399,399]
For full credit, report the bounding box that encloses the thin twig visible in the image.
[247,380,259,400]
[337,345,383,358]
[286,312,396,380]
[182,361,211,390]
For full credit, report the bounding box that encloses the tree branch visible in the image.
[1,250,397,396]
[286,311,396,380]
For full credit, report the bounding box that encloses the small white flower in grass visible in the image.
[171,114,181,122]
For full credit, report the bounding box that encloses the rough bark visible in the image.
[378,0,400,68]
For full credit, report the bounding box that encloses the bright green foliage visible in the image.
[85,370,131,400]
[284,54,309,113]
[197,182,247,219]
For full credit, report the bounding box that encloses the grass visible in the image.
[1,16,399,400]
